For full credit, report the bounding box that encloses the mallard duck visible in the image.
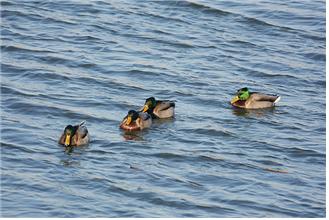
[141,97,175,119]
[58,121,90,147]
[230,87,280,109]
[120,110,152,131]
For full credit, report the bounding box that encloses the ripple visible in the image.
[1,0,325,217]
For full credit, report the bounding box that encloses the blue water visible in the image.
[1,0,325,217]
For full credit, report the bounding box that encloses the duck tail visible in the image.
[79,120,86,126]
[274,96,281,104]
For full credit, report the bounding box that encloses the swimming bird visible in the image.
[230,87,280,109]
[58,121,90,147]
[141,97,175,118]
[120,110,152,131]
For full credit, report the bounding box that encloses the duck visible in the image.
[120,110,152,131]
[141,97,175,119]
[230,87,281,109]
[58,121,90,147]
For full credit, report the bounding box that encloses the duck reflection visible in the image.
[60,145,87,167]
[121,130,145,141]
[151,117,175,126]
[231,106,276,117]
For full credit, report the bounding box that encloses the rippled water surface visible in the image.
[1,0,326,217]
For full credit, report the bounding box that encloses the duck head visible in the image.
[64,125,75,146]
[142,97,156,112]
[125,110,139,125]
[231,87,250,104]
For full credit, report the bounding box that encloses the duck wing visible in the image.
[156,100,175,111]
[76,121,88,138]
[139,112,151,121]
[250,93,279,103]
[138,112,152,129]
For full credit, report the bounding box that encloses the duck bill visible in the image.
[125,116,132,125]
[142,105,149,113]
[65,134,71,146]
[230,96,240,104]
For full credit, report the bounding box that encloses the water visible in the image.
[1,0,325,217]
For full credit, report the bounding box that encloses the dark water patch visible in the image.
[123,69,163,78]
[0,0,13,7]
[38,54,76,65]
[2,8,76,26]
[149,152,190,161]
[226,199,303,217]
[59,34,103,43]
[21,71,71,82]
[122,33,196,49]
[1,141,37,154]
[1,85,40,98]
[33,1,101,15]
[133,8,193,27]
[298,31,325,42]
[1,9,32,20]
[228,39,259,48]
[185,127,234,138]
[285,147,325,159]
[303,52,326,61]
[198,155,224,163]
[250,159,285,167]
[236,64,307,82]
[1,62,30,75]
[1,44,55,54]
[236,14,297,32]
[167,1,231,16]
[3,100,110,124]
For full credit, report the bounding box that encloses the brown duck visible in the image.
[141,97,175,119]
[231,87,281,109]
[120,110,152,131]
[58,121,90,147]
